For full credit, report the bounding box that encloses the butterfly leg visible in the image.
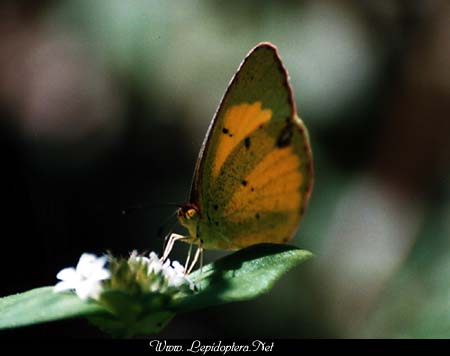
[183,242,194,273]
[199,242,204,290]
[161,232,186,261]
[186,243,203,274]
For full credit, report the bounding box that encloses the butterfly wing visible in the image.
[189,43,313,249]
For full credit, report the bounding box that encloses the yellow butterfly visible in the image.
[163,43,313,271]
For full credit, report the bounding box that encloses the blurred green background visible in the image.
[0,0,449,338]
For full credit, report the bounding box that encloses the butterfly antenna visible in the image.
[157,209,179,240]
[121,202,184,215]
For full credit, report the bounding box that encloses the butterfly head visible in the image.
[177,203,200,237]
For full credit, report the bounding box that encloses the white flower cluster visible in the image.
[54,253,110,300]
[128,251,194,291]
[54,251,194,301]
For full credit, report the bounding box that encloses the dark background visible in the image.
[1,0,449,338]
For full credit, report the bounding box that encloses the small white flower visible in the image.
[125,250,196,292]
[165,260,187,287]
[162,259,195,290]
[129,250,150,266]
[148,252,163,274]
[172,260,185,275]
[54,253,111,300]
[175,264,195,291]
[136,251,195,291]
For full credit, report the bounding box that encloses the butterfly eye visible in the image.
[186,208,196,220]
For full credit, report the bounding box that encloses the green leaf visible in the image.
[170,243,312,311]
[0,286,104,330]
[0,244,312,336]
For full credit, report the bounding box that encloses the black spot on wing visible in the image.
[276,122,293,148]
[222,127,233,137]
[244,137,251,149]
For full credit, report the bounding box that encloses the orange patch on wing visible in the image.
[224,146,303,220]
[229,214,299,248]
[212,102,271,177]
